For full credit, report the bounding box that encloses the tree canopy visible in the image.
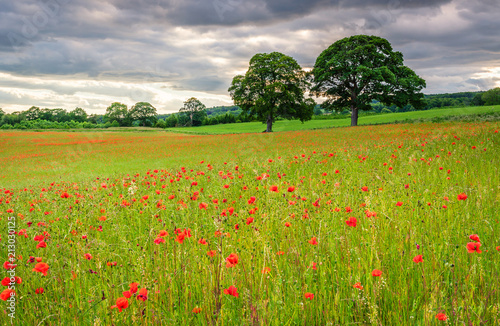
[105,102,130,126]
[129,102,157,127]
[178,97,207,127]
[311,35,426,126]
[229,52,314,132]
[482,87,500,106]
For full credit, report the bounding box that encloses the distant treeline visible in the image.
[1,88,499,129]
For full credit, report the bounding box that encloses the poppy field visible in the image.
[1,121,500,325]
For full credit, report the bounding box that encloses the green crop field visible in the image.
[165,105,500,135]
[1,120,499,325]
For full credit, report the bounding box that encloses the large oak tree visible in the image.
[311,35,426,126]
[229,52,314,132]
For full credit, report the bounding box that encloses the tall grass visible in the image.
[1,121,499,325]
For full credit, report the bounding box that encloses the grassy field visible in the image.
[1,121,499,325]
[165,105,500,134]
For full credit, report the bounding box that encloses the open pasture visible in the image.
[1,121,499,325]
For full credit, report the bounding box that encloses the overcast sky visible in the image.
[0,0,499,114]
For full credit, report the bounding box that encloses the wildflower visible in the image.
[154,237,165,244]
[35,287,44,294]
[262,267,271,274]
[129,282,139,294]
[207,250,216,257]
[353,282,363,290]
[248,196,256,204]
[110,297,129,312]
[246,217,254,225]
[199,202,208,209]
[308,237,318,245]
[435,313,448,321]
[192,307,202,313]
[285,222,291,227]
[361,186,368,192]
[466,242,482,253]
[469,234,480,243]
[345,217,357,227]
[36,241,47,249]
[32,262,49,276]
[287,186,295,192]
[396,201,403,206]
[269,185,278,192]
[0,289,15,301]
[198,238,207,245]
[304,292,314,300]
[457,193,467,201]
[226,253,239,268]
[413,255,423,264]
[84,253,92,260]
[137,288,148,301]
[372,269,383,277]
[276,251,285,255]
[223,285,239,297]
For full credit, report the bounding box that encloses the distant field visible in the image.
[165,105,500,134]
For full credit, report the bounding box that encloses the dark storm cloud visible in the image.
[0,0,499,112]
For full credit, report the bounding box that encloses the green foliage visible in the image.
[105,102,130,126]
[311,35,426,126]
[165,114,179,128]
[229,52,314,132]
[155,119,166,128]
[129,102,158,127]
[69,107,87,123]
[178,97,207,127]
[482,87,500,105]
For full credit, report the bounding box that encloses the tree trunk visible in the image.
[266,114,273,132]
[351,105,358,126]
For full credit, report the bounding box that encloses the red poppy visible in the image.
[226,253,239,268]
[207,250,216,257]
[457,193,467,201]
[469,234,480,243]
[35,288,44,294]
[192,307,202,313]
[466,242,482,253]
[3,261,17,270]
[199,202,208,210]
[345,217,357,227]
[110,297,129,312]
[32,262,49,276]
[223,285,239,297]
[284,222,291,227]
[372,269,383,277]
[137,288,148,301]
[396,201,403,206]
[308,237,318,245]
[269,185,278,192]
[287,186,295,192]
[361,186,368,192]
[129,282,139,294]
[413,255,423,264]
[84,253,92,260]
[304,292,314,300]
[246,217,254,225]
[353,282,363,290]
[435,313,447,321]
[262,267,271,274]
[123,290,132,298]
[36,241,47,249]
[1,278,10,286]
[198,238,207,245]
[34,235,44,242]
[154,237,165,244]
[248,196,256,204]
[0,289,15,301]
